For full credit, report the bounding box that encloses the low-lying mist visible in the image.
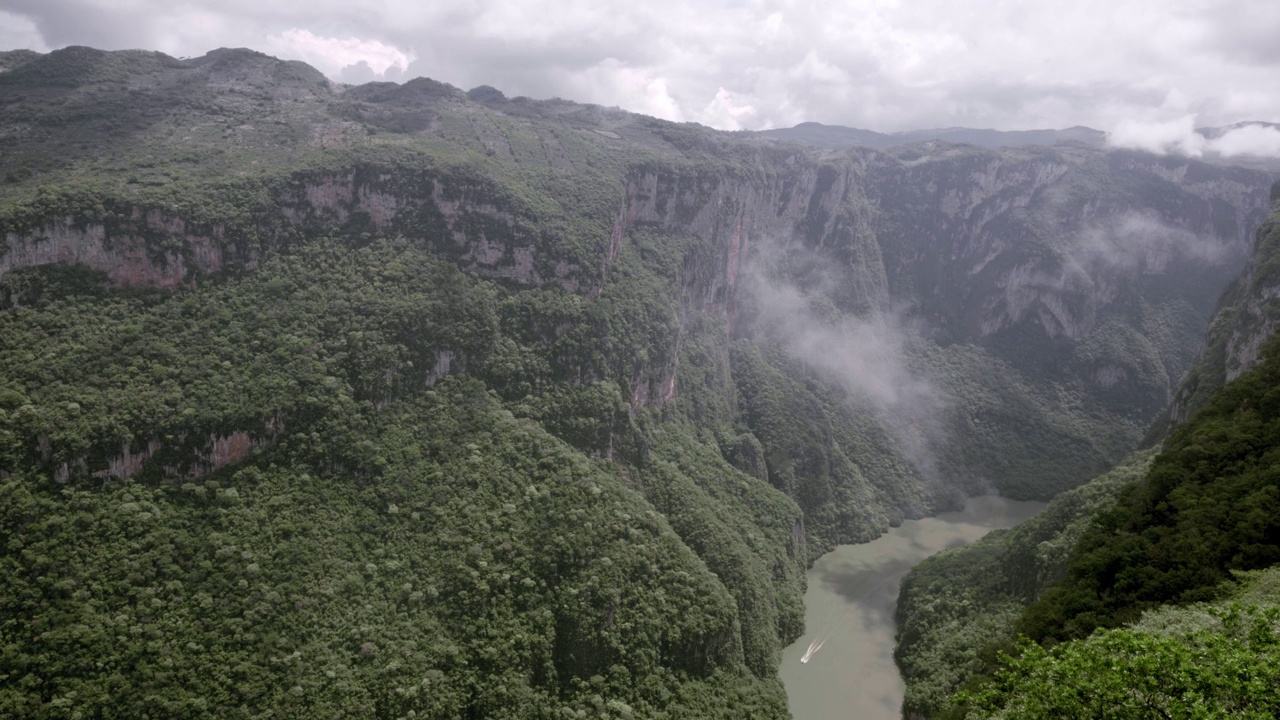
[742,253,948,488]
[1070,210,1234,275]
[1108,117,1280,159]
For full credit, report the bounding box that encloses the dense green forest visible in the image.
[1019,332,1280,642]
[897,331,1280,719]
[894,450,1156,718]
[2,45,1278,718]
[961,570,1280,720]
[0,239,810,718]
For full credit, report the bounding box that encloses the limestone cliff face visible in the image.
[277,169,585,289]
[1,55,1276,498]
[602,159,893,415]
[2,147,1269,360]
[45,430,271,484]
[1218,184,1280,381]
[1,148,1272,468]
[868,147,1274,344]
[605,145,1272,380]
[1163,182,1280,428]
[617,159,888,317]
[1,210,227,288]
[0,167,584,293]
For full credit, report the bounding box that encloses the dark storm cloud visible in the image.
[1,0,1278,133]
[2,0,151,49]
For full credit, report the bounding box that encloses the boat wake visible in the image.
[799,638,825,663]
[797,570,908,665]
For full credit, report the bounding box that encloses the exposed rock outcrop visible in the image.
[1162,183,1280,428]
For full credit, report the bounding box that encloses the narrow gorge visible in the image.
[1,45,1278,719]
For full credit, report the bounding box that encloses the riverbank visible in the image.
[779,496,1046,720]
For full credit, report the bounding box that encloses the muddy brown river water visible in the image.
[779,496,1046,720]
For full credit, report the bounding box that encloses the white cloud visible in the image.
[263,29,412,78]
[629,74,684,123]
[695,88,760,131]
[573,61,685,121]
[1,0,1278,132]
[1208,124,1280,158]
[1106,117,1280,159]
[0,10,50,53]
[1107,115,1207,156]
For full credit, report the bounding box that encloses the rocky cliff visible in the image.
[1159,181,1280,428]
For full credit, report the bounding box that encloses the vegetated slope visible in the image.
[1018,329,1280,642]
[894,193,1280,719]
[958,393,1280,720]
[893,450,1156,719]
[0,241,803,718]
[1016,196,1280,644]
[0,45,1276,717]
[1,383,791,718]
[961,569,1280,720]
[901,330,1280,719]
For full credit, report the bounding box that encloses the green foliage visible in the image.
[899,316,1280,719]
[919,329,1280,718]
[1019,334,1280,643]
[730,341,929,551]
[894,450,1155,718]
[0,238,498,474]
[958,603,1280,720]
[0,232,807,717]
[920,338,1145,500]
[0,383,792,718]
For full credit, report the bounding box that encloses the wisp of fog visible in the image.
[743,249,947,487]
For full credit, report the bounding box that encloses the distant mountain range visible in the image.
[762,120,1278,160]
[759,122,1108,150]
[1197,120,1280,139]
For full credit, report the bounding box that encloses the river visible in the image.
[779,495,1046,720]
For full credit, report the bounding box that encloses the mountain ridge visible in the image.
[759,121,1108,151]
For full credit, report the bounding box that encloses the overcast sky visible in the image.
[2,0,1279,136]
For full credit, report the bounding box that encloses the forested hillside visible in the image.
[0,45,1276,717]
[963,569,1280,719]
[895,196,1280,719]
[894,450,1156,718]
[1020,330,1280,642]
[955,335,1280,719]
